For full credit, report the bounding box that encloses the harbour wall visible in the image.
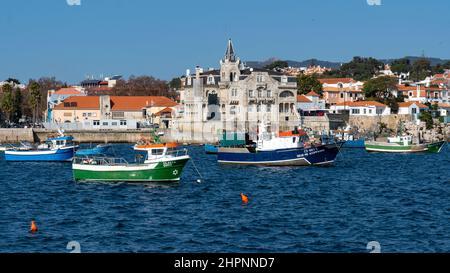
[33,129,158,143]
[0,129,35,143]
[348,114,413,133]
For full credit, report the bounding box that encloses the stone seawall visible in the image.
[349,115,413,133]
[33,129,158,143]
[0,129,35,143]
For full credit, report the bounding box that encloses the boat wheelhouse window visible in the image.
[70,102,77,107]
[293,137,296,143]
[93,120,100,126]
[152,149,164,155]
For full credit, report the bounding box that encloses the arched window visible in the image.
[279,91,294,98]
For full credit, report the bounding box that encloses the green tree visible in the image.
[264,60,289,70]
[29,82,42,123]
[5,78,21,85]
[169,77,182,90]
[390,58,412,74]
[323,56,384,81]
[12,87,23,122]
[1,84,14,122]
[419,110,433,129]
[363,76,398,100]
[410,58,431,81]
[296,74,323,95]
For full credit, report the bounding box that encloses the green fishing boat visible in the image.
[73,143,190,182]
[365,135,445,153]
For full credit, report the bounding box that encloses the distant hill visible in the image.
[246,58,342,69]
[246,56,450,69]
[380,56,450,66]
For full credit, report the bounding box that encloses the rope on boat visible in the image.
[190,158,203,183]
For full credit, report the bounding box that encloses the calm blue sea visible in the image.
[0,144,449,253]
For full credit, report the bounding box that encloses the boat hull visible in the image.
[217,144,341,166]
[342,139,365,148]
[426,141,446,153]
[204,144,218,154]
[72,156,190,182]
[365,141,445,153]
[4,147,76,161]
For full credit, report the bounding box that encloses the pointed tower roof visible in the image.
[224,39,236,62]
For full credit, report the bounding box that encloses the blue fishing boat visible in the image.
[204,144,218,154]
[342,138,365,148]
[76,144,113,156]
[217,123,343,166]
[4,135,78,162]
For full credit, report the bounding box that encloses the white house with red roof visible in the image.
[398,101,428,120]
[395,84,448,104]
[319,78,365,105]
[46,87,87,122]
[296,91,325,111]
[436,102,450,117]
[330,101,391,116]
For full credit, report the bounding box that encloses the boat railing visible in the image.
[73,156,130,166]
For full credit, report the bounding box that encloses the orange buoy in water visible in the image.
[30,220,38,233]
[240,193,249,204]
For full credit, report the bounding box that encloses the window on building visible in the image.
[351,109,360,114]
[230,106,236,115]
[249,90,254,97]
[267,104,271,112]
[279,91,294,98]
[409,92,413,97]
[111,122,118,126]
[82,113,87,117]
[412,108,417,114]
[257,104,261,112]
[102,122,109,126]
[93,120,100,126]
[231,89,238,97]
[376,109,383,115]
[363,108,366,114]
[87,113,92,117]
[120,120,127,126]
[281,76,288,83]
[112,111,125,119]
[267,90,272,97]
[70,102,77,107]
[369,109,372,114]
[258,90,263,98]
[340,93,344,99]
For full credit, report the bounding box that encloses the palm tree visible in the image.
[29,82,42,123]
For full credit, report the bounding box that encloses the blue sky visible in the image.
[1,0,449,84]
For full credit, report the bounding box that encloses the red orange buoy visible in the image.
[30,220,38,233]
[240,193,249,204]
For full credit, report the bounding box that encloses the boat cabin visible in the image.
[387,135,412,146]
[39,136,75,150]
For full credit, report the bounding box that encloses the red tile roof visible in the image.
[335,100,387,107]
[54,96,177,111]
[297,95,312,103]
[111,96,177,111]
[398,101,428,109]
[323,87,362,92]
[437,103,450,108]
[54,96,99,110]
[319,78,355,84]
[305,91,320,97]
[54,87,83,95]
[154,107,173,116]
